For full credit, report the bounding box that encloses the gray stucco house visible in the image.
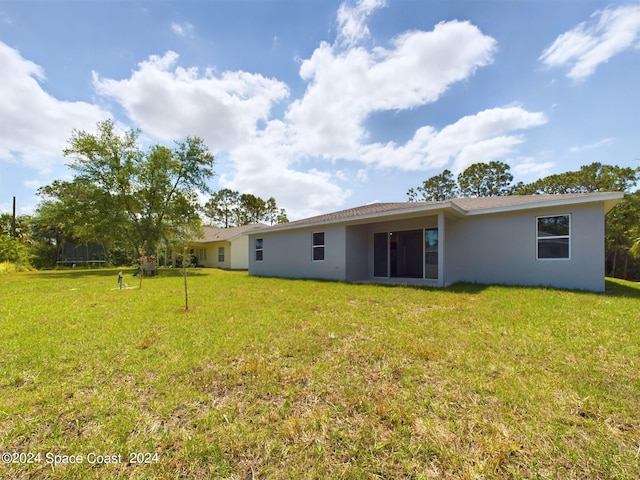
[247,192,623,291]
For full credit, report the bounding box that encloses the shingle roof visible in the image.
[253,192,623,233]
[281,202,437,228]
[195,223,268,243]
[450,192,620,212]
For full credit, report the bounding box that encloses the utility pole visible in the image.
[11,196,17,238]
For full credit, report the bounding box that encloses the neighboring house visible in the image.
[248,193,623,292]
[189,224,267,270]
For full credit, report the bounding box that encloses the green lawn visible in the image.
[1,268,638,479]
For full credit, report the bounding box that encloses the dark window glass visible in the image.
[312,232,324,246]
[374,232,388,277]
[255,238,263,262]
[538,238,569,259]
[538,215,569,237]
[312,232,325,261]
[425,228,438,279]
[537,215,570,259]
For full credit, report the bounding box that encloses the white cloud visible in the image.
[540,4,640,81]
[1,1,545,219]
[336,0,386,47]
[93,51,290,148]
[286,19,497,160]
[90,14,506,217]
[512,158,555,179]
[569,137,614,153]
[171,21,194,38]
[0,42,109,173]
[359,107,548,173]
[223,120,351,219]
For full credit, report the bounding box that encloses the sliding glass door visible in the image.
[425,228,438,279]
[373,233,388,277]
[373,228,438,279]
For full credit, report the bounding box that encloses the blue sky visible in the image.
[1,0,639,220]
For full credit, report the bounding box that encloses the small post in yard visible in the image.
[118,271,123,290]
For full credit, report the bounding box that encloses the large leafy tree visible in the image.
[407,169,458,202]
[457,161,514,197]
[407,162,514,201]
[45,120,215,256]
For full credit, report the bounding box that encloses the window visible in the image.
[218,247,225,262]
[537,215,570,259]
[312,232,325,261]
[255,238,263,261]
[425,228,438,279]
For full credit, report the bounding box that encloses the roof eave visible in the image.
[461,192,625,216]
[249,202,461,234]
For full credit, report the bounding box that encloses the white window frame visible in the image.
[536,214,571,260]
[218,246,225,263]
[312,231,325,262]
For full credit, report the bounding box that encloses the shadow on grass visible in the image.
[21,267,209,280]
[604,278,640,298]
[251,274,640,298]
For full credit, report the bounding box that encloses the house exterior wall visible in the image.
[248,201,608,291]
[250,216,441,283]
[230,235,250,270]
[190,241,231,269]
[249,225,347,280]
[444,203,605,291]
[345,225,369,281]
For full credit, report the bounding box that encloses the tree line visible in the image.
[407,160,640,280]
[407,161,638,200]
[203,189,288,228]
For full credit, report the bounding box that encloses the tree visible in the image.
[0,213,31,240]
[457,161,514,197]
[237,193,267,225]
[514,163,639,195]
[605,191,640,279]
[203,189,289,227]
[58,120,215,256]
[203,189,240,227]
[407,161,514,201]
[407,169,457,202]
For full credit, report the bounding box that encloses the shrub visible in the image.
[0,235,32,266]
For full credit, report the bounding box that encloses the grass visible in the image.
[0,268,638,479]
